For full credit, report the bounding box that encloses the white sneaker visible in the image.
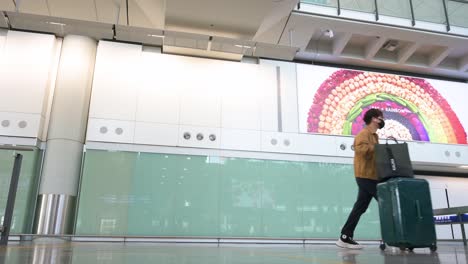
[335,234,364,249]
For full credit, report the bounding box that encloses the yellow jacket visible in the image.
[353,127,379,180]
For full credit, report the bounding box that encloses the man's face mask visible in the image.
[377,117,385,129]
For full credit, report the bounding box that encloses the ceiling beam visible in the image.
[133,0,165,29]
[0,12,8,28]
[428,47,451,68]
[364,36,387,60]
[332,32,352,56]
[0,0,15,11]
[282,27,316,51]
[458,55,468,72]
[397,42,419,64]
[253,0,299,44]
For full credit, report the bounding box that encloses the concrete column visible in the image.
[34,35,97,235]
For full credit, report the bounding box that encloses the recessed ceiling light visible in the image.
[235,44,252,49]
[147,34,164,38]
[46,22,66,26]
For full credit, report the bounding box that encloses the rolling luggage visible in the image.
[377,177,437,251]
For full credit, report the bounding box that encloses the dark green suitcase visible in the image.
[377,178,437,251]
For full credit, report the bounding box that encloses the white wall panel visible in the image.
[409,142,468,165]
[260,59,299,133]
[0,31,56,114]
[429,187,453,239]
[178,57,222,128]
[434,144,461,164]
[136,52,181,124]
[261,131,301,154]
[334,136,356,158]
[220,128,261,152]
[0,112,43,138]
[221,62,261,130]
[86,118,134,143]
[178,125,221,149]
[89,41,142,121]
[134,122,179,147]
[0,29,6,63]
[447,144,468,165]
[298,134,339,157]
[259,65,279,132]
[446,186,468,240]
[408,141,443,164]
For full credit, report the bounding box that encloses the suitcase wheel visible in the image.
[430,245,437,252]
[379,242,386,250]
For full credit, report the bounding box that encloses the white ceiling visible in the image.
[286,12,468,79]
[1,0,467,80]
[166,0,271,38]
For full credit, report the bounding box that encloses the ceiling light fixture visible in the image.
[147,34,164,38]
[235,44,252,49]
[382,40,399,51]
[323,29,334,38]
[46,22,66,26]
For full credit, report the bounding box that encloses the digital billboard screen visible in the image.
[297,65,467,144]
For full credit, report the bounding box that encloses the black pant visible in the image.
[341,177,378,237]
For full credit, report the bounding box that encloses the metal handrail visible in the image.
[442,0,451,32]
[409,0,416,26]
[374,0,379,21]
[0,145,34,151]
[337,0,341,16]
[298,0,468,33]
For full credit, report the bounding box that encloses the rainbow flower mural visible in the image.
[307,69,467,144]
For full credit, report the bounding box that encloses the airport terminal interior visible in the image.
[0,0,467,263]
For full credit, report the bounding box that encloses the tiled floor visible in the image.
[0,241,466,264]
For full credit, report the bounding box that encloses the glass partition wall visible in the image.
[0,148,42,234]
[75,149,380,239]
[300,0,468,32]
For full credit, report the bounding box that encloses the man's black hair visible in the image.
[363,108,383,125]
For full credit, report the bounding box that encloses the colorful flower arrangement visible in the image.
[307,69,467,144]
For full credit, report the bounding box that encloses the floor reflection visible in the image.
[0,241,466,264]
[32,244,73,264]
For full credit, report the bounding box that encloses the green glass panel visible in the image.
[340,0,375,13]
[127,153,178,236]
[354,200,380,239]
[219,157,263,237]
[0,148,40,234]
[378,0,412,19]
[171,155,220,236]
[301,0,338,8]
[76,150,381,239]
[75,150,137,235]
[261,160,303,238]
[447,1,468,28]
[302,162,353,238]
[413,0,446,24]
